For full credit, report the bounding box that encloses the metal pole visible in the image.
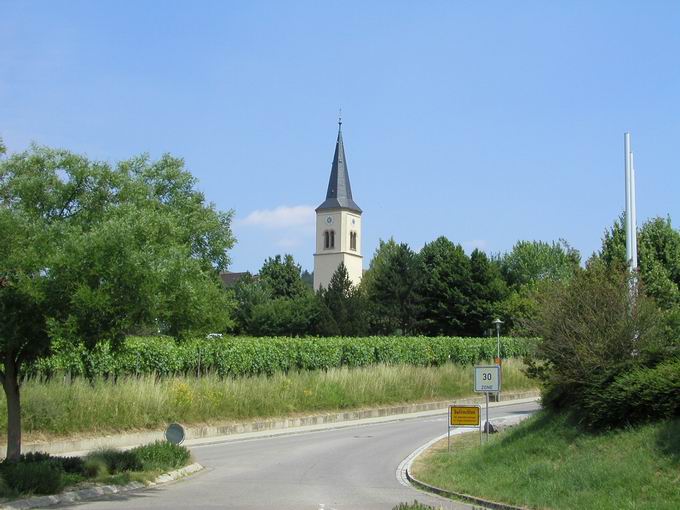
[630,153,638,271]
[624,132,632,270]
[496,323,500,360]
[485,392,489,441]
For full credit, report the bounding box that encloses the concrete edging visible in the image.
[22,391,540,456]
[0,462,204,510]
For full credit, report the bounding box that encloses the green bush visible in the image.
[15,451,84,475]
[131,441,191,471]
[85,448,142,474]
[1,460,64,495]
[581,358,680,429]
[31,335,535,379]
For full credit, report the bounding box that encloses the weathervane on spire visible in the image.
[338,108,342,128]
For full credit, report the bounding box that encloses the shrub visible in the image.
[83,457,109,478]
[1,461,64,494]
[131,441,191,471]
[14,451,85,475]
[581,358,680,429]
[526,262,679,428]
[85,448,141,474]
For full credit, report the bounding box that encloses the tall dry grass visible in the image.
[3,360,536,439]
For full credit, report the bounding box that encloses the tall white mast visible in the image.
[624,132,638,273]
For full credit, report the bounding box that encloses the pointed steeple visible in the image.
[316,119,362,213]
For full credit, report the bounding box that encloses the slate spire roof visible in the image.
[316,120,362,213]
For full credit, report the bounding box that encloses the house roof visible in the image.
[316,121,362,214]
[219,271,252,288]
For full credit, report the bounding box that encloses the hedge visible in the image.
[580,357,680,429]
[29,336,535,379]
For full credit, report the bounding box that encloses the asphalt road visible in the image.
[61,400,539,510]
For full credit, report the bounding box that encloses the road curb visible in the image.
[405,471,528,510]
[0,462,204,510]
[21,390,540,456]
[400,416,532,510]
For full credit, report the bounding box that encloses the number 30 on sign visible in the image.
[474,365,501,393]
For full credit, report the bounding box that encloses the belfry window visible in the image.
[324,230,335,250]
[350,231,357,251]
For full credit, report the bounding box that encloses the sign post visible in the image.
[448,404,482,451]
[474,365,501,440]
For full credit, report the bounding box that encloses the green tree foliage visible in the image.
[500,240,581,288]
[0,146,235,459]
[259,254,308,299]
[600,215,680,308]
[526,260,677,427]
[231,254,333,336]
[498,240,581,334]
[417,237,471,336]
[364,240,422,334]
[248,293,326,336]
[468,249,508,334]
[320,263,367,336]
[230,272,270,334]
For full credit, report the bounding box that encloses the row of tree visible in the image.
[230,215,680,339]
[229,238,581,337]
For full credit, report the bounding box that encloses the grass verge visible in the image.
[412,411,680,510]
[4,360,536,440]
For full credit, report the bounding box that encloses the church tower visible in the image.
[313,120,363,290]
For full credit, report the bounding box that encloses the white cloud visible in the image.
[238,205,315,229]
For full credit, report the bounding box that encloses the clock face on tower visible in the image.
[326,216,333,224]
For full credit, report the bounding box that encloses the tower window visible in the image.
[350,231,357,251]
[324,230,335,250]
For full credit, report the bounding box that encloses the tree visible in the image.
[248,293,324,336]
[467,249,508,335]
[321,263,367,336]
[417,237,471,336]
[500,240,581,288]
[258,254,308,299]
[0,146,235,460]
[599,215,680,308]
[526,261,675,418]
[497,240,580,334]
[230,272,270,334]
[364,240,422,334]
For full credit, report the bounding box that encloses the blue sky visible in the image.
[2,1,679,272]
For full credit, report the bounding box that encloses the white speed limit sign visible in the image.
[474,365,501,393]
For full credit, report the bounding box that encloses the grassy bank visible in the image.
[4,360,535,440]
[412,411,680,510]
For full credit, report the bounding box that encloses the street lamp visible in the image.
[492,318,503,361]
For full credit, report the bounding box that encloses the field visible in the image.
[412,411,680,510]
[4,360,536,441]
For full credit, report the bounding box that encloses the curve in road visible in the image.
[60,400,539,510]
